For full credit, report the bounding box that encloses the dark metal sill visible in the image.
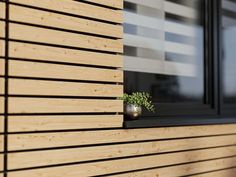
[124,117,236,128]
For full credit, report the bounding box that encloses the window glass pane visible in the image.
[124,0,205,104]
[222,0,236,104]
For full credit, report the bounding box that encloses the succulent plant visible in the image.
[120,92,155,113]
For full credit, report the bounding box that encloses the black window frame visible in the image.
[124,0,236,128]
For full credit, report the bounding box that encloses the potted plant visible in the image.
[120,92,155,120]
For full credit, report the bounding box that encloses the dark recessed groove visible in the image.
[8,76,123,85]
[77,0,122,10]
[8,95,118,99]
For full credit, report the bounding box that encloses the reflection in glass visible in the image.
[124,0,205,104]
[222,0,236,104]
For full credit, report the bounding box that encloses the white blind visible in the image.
[124,0,202,77]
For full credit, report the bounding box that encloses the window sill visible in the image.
[124,117,236,128]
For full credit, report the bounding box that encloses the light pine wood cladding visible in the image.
[6,147,236,177]
[9,60,123,83]
[0,154,3,171]
[7,135,236,169]
[11,0,123,23]
[0,59,4,76]
[112,157,236,177]
[0,135,3,152]
[9,23,123,53]
[0,78,4,95]
[0,116,3,132]
[191,168,236,177]
[9,79,123,97]
[8,98,123,114]
[82,0,123,9]
[0,97,3,114]
[0,40,4,57]
[0,21,5,38]
[9,42,123,68]
[9,5,123,38]
[8,124,236,151]
[8,115,123,132]
[0,2,5,19]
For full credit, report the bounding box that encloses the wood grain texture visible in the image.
[0,21,4,38]
[0,116,3,133]
[7,135,236,169]
[82,0,123,9]
[0,78,4,95]
[0,97,4,114]
[9,60,123,83]
[0,2,5,19]
[0,154,3,171]
[8,124,236,151]
[0,59,4,76]
[0,135,3,152]
[9,42,123,67]
[111,157,236,177]
[10,5,122,38]
[9,23,123,53]
[11,0,123,23]
[9,79,123,97]
[6,147,236,176]
[191,168,236,177]
[8,115,123,132]
[8,98,123,114]
[0,40,4,57]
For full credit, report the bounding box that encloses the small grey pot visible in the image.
[125,104,142,120]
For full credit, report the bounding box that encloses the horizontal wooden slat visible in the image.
[0,21,4,38]
[7,135,236,169]
[0,97,4,114]
[0,135,3,152]
[0,116,3,133]
[0,60,4,76]
[8,98,123,114]
[83,0,123,9]
[8,115,123,132]
[0,78,4,95]
[0,40,4,57]
[191,168,236,177]
[9,42,123,67]
[7,147,236,176]
[0,2,5,19]
[8,124,236,151]
[9,60,123,83]
[10,5,122,38]
[11,0,123,23]
[9,79,123,97]
[112,157,236,177]
[9,23,123,53]
[0,154,3,171]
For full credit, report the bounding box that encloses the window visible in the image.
[222,0,236,115]
[123,0,236,126]
[124,0,216,117]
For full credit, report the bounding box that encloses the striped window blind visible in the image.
[124,0,203,77]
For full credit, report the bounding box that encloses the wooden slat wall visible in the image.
[1,0,236,177]
[0,0,5,175]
